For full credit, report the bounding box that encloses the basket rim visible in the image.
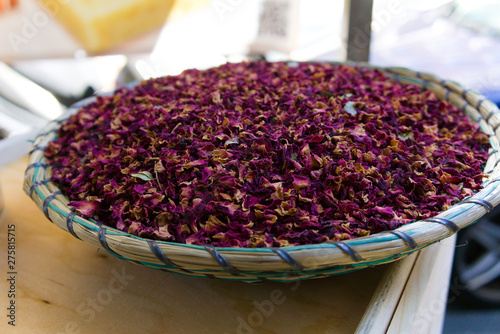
[23,61,500,281]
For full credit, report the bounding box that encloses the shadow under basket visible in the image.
[23,63,500,282]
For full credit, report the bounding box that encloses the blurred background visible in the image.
[2,0,500,101]
[1,0,499,332]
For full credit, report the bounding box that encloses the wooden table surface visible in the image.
[0,157,455,334]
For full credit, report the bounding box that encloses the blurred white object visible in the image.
[0,62,65,166]
[129,1,260,79]
[128,0,344,79]
[0,129,40,166]
[250,0,301,55]
[0,62,64,120]
[12,54,128,98]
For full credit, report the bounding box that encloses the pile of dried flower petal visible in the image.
[45,62,490,247]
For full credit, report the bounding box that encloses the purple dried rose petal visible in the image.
[45,61,490,247]
[69,200,99,217]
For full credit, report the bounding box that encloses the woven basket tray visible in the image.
[23,63,500,282]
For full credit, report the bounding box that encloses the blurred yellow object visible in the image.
[169,0,211,19]
[36,0,209,53]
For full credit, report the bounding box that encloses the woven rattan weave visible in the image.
[23,63,500,282]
